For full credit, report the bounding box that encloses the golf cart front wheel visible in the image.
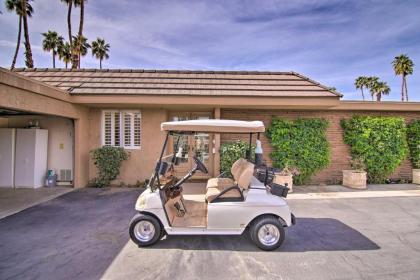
[250,216,285,251]
[129,213,161,247]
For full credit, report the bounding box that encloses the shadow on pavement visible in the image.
[0,188,141,280]
[151,217,380,252]
[283,217,380,252]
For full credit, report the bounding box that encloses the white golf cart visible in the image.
[129,119,295,251]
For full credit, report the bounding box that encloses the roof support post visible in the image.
[213,107,221,176]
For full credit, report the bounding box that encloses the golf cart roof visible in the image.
[161,119,265,133]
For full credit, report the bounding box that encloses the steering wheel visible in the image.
[193,155,208,174]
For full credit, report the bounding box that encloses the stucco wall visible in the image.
[0,117,8,127]
[221,109,420,185]
[88,108,168,185]
[7,116,74,178]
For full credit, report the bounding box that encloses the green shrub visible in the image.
[220,140,255,175]
[267,118,330,185]
[341,116,408,183]
[407,120,420,168]
[91,146,129,187]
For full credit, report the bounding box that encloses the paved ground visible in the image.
[1,186,420,280]
[0,187,73,219]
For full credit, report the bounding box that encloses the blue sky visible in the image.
[1,0,419,100]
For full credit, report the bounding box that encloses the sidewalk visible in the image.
[0,187,73,219]
[289,184,420,200]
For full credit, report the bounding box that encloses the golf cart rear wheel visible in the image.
[129,213,161,247]
[250,216,285,251]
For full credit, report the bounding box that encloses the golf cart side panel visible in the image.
[207,188,292,229]
[135,188,170,228]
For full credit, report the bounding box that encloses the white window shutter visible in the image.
[104,111,112,146]
[134,112,141,147]
[123,112,132,147]
[103,110,141,149]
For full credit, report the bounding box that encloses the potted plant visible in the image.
[273,165,299,193]
[342,156,367,189]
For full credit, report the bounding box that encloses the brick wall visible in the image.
[221,109,420,185]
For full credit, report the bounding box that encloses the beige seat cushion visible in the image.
[236,161,254,189]
[206,158,248,190]
[205,185,242,202]
[206,177,234,189]
[205,158,254,202]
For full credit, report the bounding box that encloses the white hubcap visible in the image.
[258,224,280,246]
[134,220,155,242]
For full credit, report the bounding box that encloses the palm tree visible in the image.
[5,0,33,69]
[354,76,369,101]
[42,30,64,68]
[366,76,379,101]
[72,0,85,68]
[392,54,414,101]
[58,41,72,68]
[21,0,34,68]
[371,81,390,101]
[91,38,110,69]
[72,35,90,68]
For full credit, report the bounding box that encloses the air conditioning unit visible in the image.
[58,169,72,185]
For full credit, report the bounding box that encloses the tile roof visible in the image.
[13,68,341,98]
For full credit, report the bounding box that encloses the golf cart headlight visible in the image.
[137,196,147,208]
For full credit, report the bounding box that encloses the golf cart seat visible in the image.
[206,158,248,189]
[206,160,255,203]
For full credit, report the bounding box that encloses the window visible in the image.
[102,110,141,149]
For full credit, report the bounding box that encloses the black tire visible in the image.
[249,216,285,251]
[160,228,166,240]
[129,213,162,247]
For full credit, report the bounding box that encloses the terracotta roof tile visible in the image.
[13,68,341,97]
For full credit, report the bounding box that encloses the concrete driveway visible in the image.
[1,187,420,280]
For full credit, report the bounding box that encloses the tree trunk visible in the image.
[65,61,68,69]
[52,52,55,68]
[376,93,381,101]
[11,16,22,70]
[21,0,34,68]
[401,75,405,101]
[404,75,409,101]
[100,58,102,69]
[361,88,365,101]
[78,0,84,37]
[72,0,84,69]
[67,1,73,46]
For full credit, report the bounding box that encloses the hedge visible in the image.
[267,118,330,185]
[220,140,255,175]
[91,146,129,187]
[341,116,408,183]
[407,120,420,169]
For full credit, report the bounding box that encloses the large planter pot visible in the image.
[413,169,420,185]
[342,170,367,189]
[274,174,293,193]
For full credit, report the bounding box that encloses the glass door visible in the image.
[169,112,213,178]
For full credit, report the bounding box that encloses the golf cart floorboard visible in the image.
[167,197,207,227]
